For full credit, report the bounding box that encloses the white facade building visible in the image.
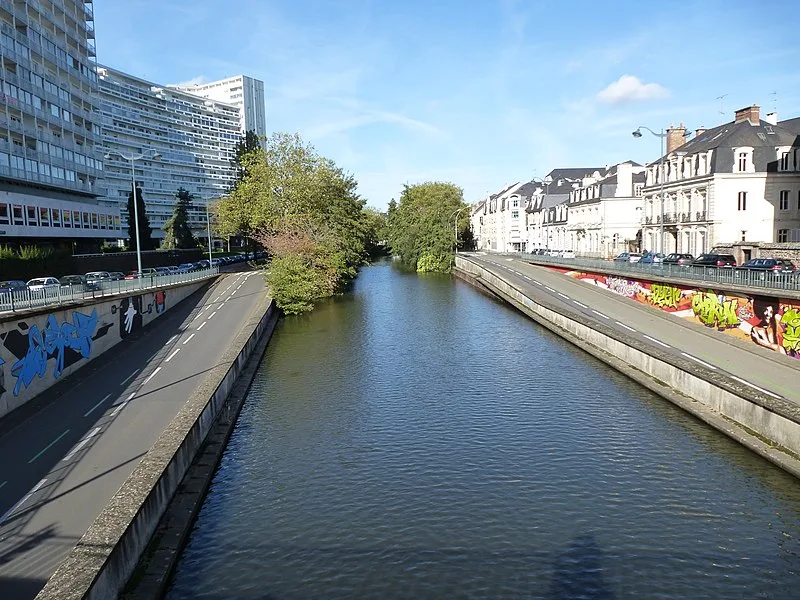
[98,66,240,239]
[0,0,112,248]
[174,75,267,142]
[640,106,800,256]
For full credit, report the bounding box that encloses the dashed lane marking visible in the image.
[197,321,207,331]
[143,367,162,385]
[643,335,671,348]
[0,479,47,525]
[545,286,555,292]
[29,430,70,463]
[63,427,101,462]
[208,311,217,320]
[573,300,588,309]
[730,375,782,399]
[120,369,139,386]
[523,276,531,281]
[165,348,181,363]
[558,293,569,299]
[84,393,112,417]
[183,333,196,345]
[681,352,717,370]
[592,310,610,320]
[615,321,636,333]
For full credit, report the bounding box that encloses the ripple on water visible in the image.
[167,261,800,600]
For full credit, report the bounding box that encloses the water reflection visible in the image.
[550,534,614,600]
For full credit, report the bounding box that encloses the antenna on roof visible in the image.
[716,94,728,116]
[770,90,777,114]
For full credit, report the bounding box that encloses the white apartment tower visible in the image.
[175,75,267,141]
[0,0,112,249]
[98,66,241,239]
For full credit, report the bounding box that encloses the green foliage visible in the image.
[126,186,155,251]
[162,187,199,250]
[0,245,15,260]
[18,245,50,260]
[100,244,122,253]
[361,207,388,256]
[0,245,72,279]
[386,182,468,272]
[215,132,370,314]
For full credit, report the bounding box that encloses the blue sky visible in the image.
[94,0,800,211]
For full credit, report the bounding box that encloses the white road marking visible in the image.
[573,300,588,309]
[197,321,207,331]
[0,479,47,524]
[127,392,136,401]
[208,311,217,320]
[120,369,139,386]
[730,376,782,399]
[84,393,112,417]
[545,286,555,292]
[533,281,542,286]
[227,295,234,301]
[643,335,671,348]
[592,310,610,320]
[183,333,196,345]
[681,352,717,370]
[523,276,531,281]
[63,427,101,462]
[558,293,569,299]
[165,348,181,362]
[143,367,162,385]
[615,321,636,332]
[167,335,177,344]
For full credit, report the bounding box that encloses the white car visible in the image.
[26,277,61,292]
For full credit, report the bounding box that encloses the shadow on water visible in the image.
[549,534,615,600]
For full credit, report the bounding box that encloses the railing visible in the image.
[492,253,800,294]
[0,267,219,314]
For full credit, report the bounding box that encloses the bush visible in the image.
[266,254,323,315]
[417,252,453,273]
[101,244,123,253]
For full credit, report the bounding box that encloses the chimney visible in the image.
[734,105,760,125]
[765,112,778,125]
[695,126,706,137]
[666,122,687,154]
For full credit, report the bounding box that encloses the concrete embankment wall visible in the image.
[455,256,800,478]
[35,295,278,600]
[0,280,209,419]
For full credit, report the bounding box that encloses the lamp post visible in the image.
[104,149,161,280]
[632,126,666,254]
[451,207,466,253]
[206,197,214,268]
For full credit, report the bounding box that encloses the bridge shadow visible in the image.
[548,534,615,600]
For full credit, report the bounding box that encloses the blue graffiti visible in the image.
[11,310,98,396]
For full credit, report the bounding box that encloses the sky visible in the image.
[93,0,800,211]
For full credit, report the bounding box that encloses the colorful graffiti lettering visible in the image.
[9,310,98,396]
[605,277,638,298]
[781,308,800,355]
[691,291,741,329]
[649,284,682,309]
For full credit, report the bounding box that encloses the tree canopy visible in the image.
[386,181,469,272]
[214,132,373,314]
[162,187,198,250]
[126,186,155,251]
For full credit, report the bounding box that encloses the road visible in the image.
[0,268,267,599]
[464,254,800,406]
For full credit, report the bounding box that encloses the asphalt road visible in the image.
[0,268,267,599]
[465,253,800,405]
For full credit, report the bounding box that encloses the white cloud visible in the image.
[596,75,669,105]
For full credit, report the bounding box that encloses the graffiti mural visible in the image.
[0,309,108,397]
[562,270,800,359]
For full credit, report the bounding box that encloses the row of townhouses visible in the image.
[0,0,267,252]
[471,106,800,262]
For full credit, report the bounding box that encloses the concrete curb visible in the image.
[34,291,278,600]
[455,257,800,480]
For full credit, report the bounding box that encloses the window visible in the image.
[0,203,8,225]
[512,199,519,208]
[12,205,23,225]
[39,207,49,226]
[778,229,789,243]
[73,211,81,228]
[741,230,746,241]
[738,152,747,172]
[634,184,643,196]
[780,190,790,210]
[51,209,60,227]
[737,191,747,211]
[26,206,38,226]
[781,152,790,171]
[63,209,71,227]
[511,210,519,219]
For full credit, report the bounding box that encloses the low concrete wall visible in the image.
[35,295,278,600]
[455,256,800,478]
[0,279,210,419]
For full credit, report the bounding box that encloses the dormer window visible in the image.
[779,150,790,171]
[737,152,747,172]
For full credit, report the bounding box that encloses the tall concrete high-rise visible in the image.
[0,0,112,249]
[174,75,267,141]
[98,67,241,240]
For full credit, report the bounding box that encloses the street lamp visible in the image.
[206,197,214,268]
[104,149,161,280]
[632,126,692,254]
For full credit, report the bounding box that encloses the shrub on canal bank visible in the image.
[386,182,470,273]
[213,132,381,315]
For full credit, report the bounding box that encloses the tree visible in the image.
[231,130,261,191]
[215,132,369,314]
[386,182,467,272]
[361,207,388,257]
[162,187,198,249]
[126,186,155,251]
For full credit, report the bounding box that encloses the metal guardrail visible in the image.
[486,253,800,295]
[0,267,220,315]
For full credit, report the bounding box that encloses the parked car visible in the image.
[26,277,61,292]
[738,258,797,274]
[0,280,28,296]
[124,271,141,280]
[108,271,125,281]
[662,253,694,266]
[177,263,196,273]
[140,268,159,277]
[166,266,180,274]
[614,252,643,263]
[154,266,171,275]
[692,253,737,268]
[639,252,665,264]
[85,271,111,286]
[60,275,89,290]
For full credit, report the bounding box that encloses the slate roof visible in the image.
[664,118,799,158]
[779,116,800,135]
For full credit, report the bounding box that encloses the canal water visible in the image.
[166,259,800,599]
